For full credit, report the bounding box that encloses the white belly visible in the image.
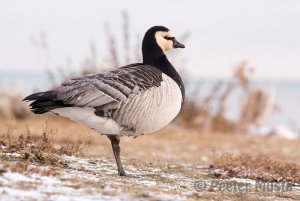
[52,74,182,136]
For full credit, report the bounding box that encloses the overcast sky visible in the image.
[1,0,299,80]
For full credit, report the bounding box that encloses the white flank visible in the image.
[52,107,121,134]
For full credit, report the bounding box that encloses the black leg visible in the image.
[107,135,126,176]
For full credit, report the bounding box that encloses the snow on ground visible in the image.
[0,154,193,201]
[1,152,300,201]
[0,159,135,201]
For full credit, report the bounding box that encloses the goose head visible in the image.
[142,26,185,64]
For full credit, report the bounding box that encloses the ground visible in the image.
[1,115,300,200]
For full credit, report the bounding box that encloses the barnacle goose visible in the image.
[23,26,185,176]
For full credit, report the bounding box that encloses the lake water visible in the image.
[1,72,299,134]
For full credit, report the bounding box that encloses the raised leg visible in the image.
[107,135,126,176]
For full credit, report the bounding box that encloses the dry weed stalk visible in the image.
[179,78,237,133]
[179,61,276,134]
[104,24,120,68]
[235,62,276,134]
[122,11,130,64]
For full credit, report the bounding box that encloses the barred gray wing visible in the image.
[55,63,163,108]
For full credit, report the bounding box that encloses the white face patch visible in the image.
[155,31,174,52]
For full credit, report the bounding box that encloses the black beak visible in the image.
[173,38,185,48]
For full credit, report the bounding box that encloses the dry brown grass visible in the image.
[0,121,86,177]
[213,153,300,183]
[0,123,85,166]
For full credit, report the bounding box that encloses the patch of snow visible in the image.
[270,126,299,139]
[230,177,256,185]
[250,125,299,139]
[1,145,8,149]
[0,187,46,201]
[0,169,134,201]
[138,180,157,187]
[1,172,34,183]
[0,152,21,157]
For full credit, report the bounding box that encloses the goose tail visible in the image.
[23,90,70,114]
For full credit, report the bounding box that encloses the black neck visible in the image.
[142,45,185,102]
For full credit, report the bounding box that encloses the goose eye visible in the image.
[164,36,174,40]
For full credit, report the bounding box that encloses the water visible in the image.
[1,72,299,133]
[0,72,49,93]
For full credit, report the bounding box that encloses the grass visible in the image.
[0,122,85,167]
[213,153,300,183]
[0,120,87,179]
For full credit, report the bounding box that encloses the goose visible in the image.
[23,26,185,176]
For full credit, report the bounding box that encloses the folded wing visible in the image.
[24,63,163,114]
